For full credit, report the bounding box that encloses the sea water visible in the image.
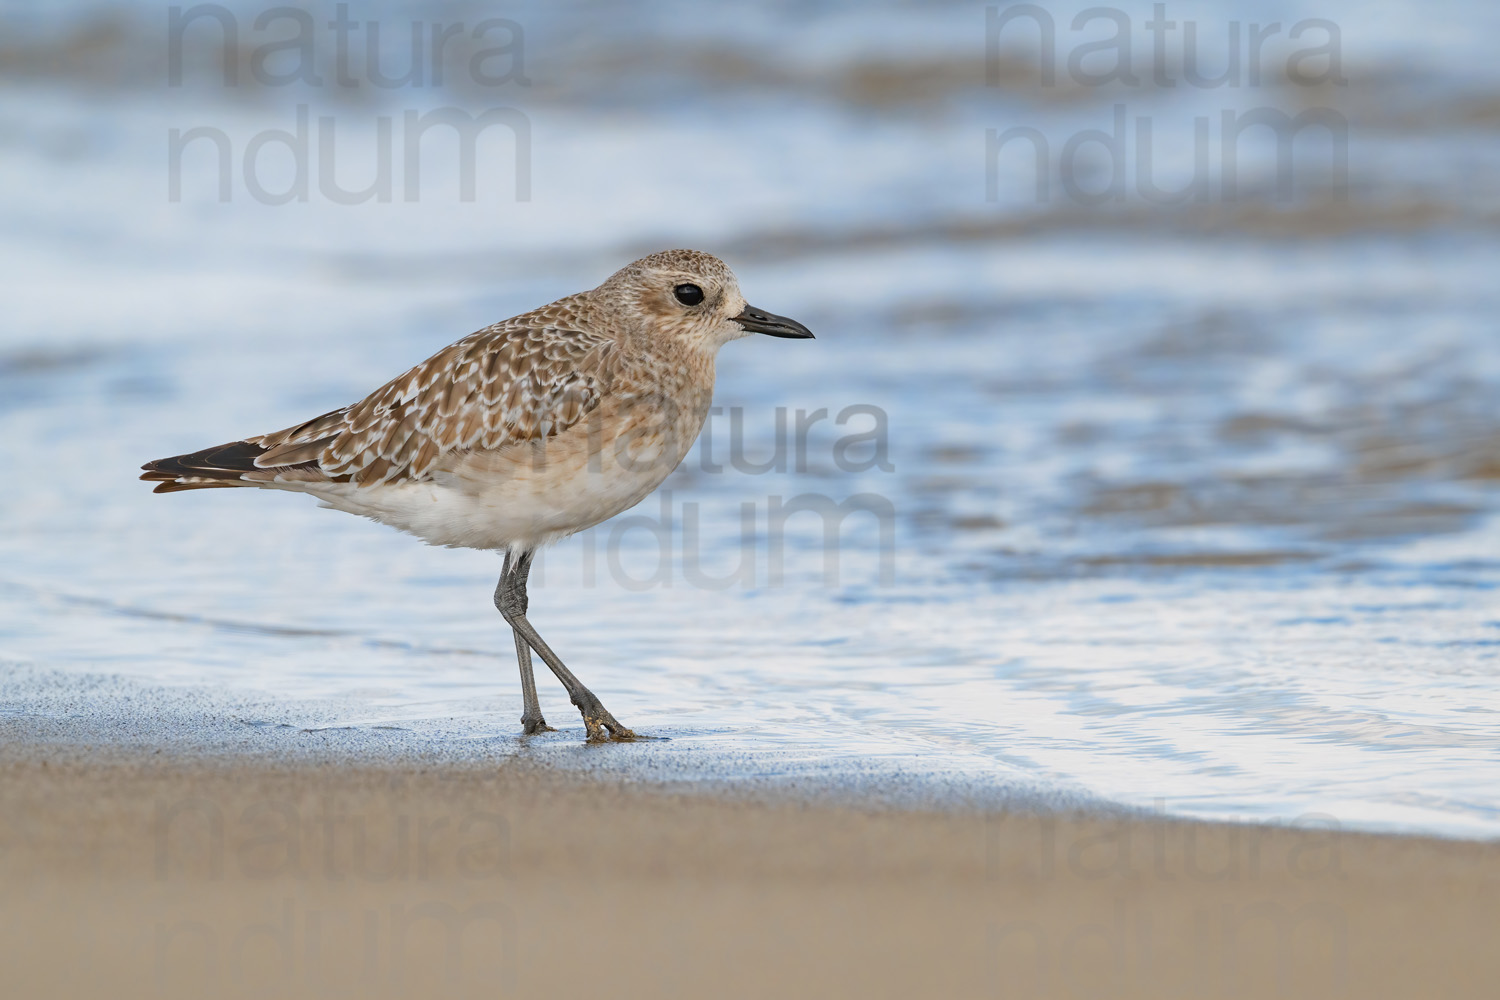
[3,0,1499,836]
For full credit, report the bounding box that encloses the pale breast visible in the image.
[434,383,712,544]
[292,343,717,551]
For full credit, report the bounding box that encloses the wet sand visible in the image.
[2,747,1495,999]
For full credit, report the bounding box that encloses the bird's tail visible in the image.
[140,441,271,493]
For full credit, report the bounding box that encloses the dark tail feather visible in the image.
[147,479,240,493]
[140,440,270,492]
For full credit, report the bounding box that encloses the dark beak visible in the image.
[733,303,814,339]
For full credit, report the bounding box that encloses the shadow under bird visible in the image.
[141,249,814,741]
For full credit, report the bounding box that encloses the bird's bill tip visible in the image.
[733,304,814,339]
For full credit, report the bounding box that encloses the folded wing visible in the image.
[141,322,617,493]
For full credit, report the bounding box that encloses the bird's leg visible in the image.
[496,550,639,742]
[496,551,554,735]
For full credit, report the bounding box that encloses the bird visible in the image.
[141,249,814,741]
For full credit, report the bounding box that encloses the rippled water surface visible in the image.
[3,0,1499,836]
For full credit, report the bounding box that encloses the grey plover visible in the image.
[142,249,813,740]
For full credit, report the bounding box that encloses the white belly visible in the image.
[294,400,705,551]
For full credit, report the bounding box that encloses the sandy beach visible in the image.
[2,746,1495,1000]
[5,4,1500,997]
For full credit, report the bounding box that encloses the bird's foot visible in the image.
[582,713,640,742]
[573,694,641,742]
[521,715,556,735]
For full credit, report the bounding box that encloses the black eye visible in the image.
[673,283,704,306]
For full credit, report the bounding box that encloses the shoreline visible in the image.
[8,663,1494,840]
[0,665,1109,819]
[3,743,1497,999]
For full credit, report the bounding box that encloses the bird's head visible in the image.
[598,249,814,351]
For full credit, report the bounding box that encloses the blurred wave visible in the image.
[2,0,1499,836]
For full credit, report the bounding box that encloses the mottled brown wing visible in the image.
[249,324,617,486]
